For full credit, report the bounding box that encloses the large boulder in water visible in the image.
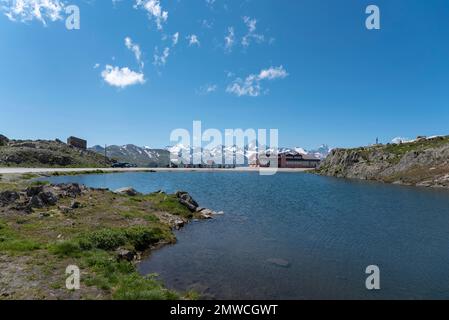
[176,191,199,212]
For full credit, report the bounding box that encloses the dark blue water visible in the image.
[45,172,449,299]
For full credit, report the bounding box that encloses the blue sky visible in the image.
[1,0,449,149]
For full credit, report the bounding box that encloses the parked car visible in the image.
[112,162,137,168]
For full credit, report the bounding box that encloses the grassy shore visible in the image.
[0,172,201,300]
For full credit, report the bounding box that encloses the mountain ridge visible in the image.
[90,143,331,167]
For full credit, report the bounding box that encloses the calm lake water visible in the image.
[46,172,449,299]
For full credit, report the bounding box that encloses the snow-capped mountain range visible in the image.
[90,144,171,167]
[90,143,331,167]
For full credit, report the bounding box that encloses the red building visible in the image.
[278,152,321,168]
[253,151,321,169]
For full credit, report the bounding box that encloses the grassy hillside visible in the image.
[0,136,113,168]
[317,136,449,188]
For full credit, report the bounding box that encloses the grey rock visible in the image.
[114,187,140,196]
[59,206,73,215]
[39,191,58,206]
[176,191,199,212]
[179,199,198,212]
[26,186,44,197]
[70,200,81,209]
[0,191,20,206]
[116,248,136,262]
[29,195,44,209]
[55,183,83,198]
[199,209,214,219]
[173,219,185,230]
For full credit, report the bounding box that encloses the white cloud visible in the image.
[197,84,217,95]
[93,63,100,69]
[125,37,144,69]
[172,32,179,46]
[205,0,215,8]
[101,65,145,88]
[225,70,234,78]
[242,16,265,47]
[224,27,234,52]
[134,0,168,30]
[1,0,64,25]
[226,66,288,97]
[153,47,170,66]
[187,34,200,47]
[258,66,288,80]
[201,19,213,29]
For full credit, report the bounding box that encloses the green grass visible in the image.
[51,225,173,255]
[49,226,179,300]
[79,250,179,300]
[135,193,193,219]
[359,136,449,165]
[0,177,197,300]
[29,180,50,186]
[50,170,107,177]
[0,220,42,253]
[20,173,40,180]
[113,273,179,300]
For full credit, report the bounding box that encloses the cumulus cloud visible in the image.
[153,46,170,66]
[258,66,289,80]
[134,0,168,30]
[224,27,234,52]
[242,16,264,47]
[1,0,65,25]
[187,34,200,47]
[125,36,144,69]
[226,66,288,97]
[101,65,145,88]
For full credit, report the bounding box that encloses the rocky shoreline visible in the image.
[0,173,221,300]
[316,136,449,189]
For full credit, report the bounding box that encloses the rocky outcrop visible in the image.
[317,136,449,188]
[175,191,224,220]
[0,191,19,207]
[116,248,137,262]
[0,183,87,214]
[176,191,199,212]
